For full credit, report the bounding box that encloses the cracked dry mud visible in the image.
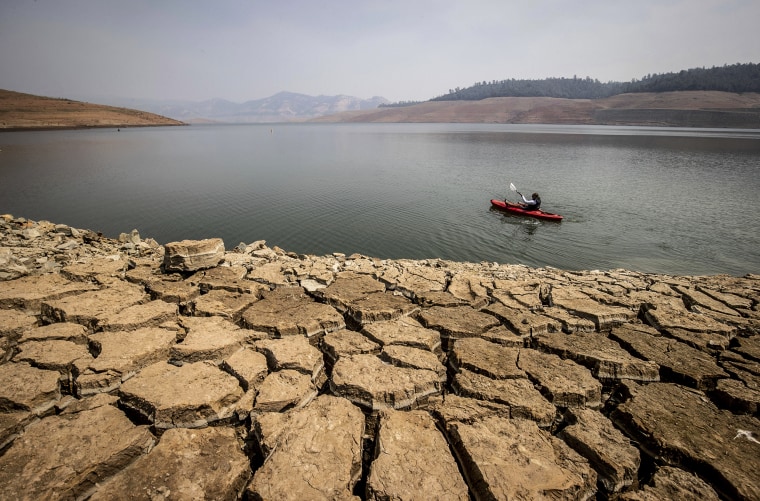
[0,215,758,500]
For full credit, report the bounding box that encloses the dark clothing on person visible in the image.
[520,193,541,211]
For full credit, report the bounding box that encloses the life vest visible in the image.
[532,196,541,210]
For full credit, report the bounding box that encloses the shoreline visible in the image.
[0,123,188,133]
[1,214,758,499]
[4,89,760,130]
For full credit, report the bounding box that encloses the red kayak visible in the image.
[490,199,563,221]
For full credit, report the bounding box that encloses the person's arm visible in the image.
[521,194,535,205]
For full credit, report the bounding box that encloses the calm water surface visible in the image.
[1,123,759,276]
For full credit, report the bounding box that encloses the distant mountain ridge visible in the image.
[96,92,389,123]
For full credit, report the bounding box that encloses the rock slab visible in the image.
[367,409,469,500]
[163,238,225,272]
[445,416,597,500]
[118,361,243,429]
[89,426,251,501]
[0,403,155,500]
[248,395,365,500]
[612,382,760,501]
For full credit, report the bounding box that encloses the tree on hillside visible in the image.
[431,63,760,101]
[627,63,760,93]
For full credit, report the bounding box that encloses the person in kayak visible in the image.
[517,191,541,211]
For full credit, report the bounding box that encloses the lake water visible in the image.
[1,123,759,277]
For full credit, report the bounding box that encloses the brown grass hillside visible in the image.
[0,89,184,130]
[311,91,760,128]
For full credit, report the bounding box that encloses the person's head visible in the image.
[532,192,540,200]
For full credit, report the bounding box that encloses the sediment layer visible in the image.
[1,215,758,500]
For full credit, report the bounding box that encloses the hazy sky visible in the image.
[1,0,758,103]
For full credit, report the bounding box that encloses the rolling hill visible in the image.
[310,91,760,128]
[0,89,184,130]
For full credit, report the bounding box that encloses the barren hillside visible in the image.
[0,89,185,130]
[311,91,760,128]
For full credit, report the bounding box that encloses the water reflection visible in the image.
[489,207,544,236]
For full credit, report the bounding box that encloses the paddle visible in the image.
[509,183,523,200]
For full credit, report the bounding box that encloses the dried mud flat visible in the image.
[1,214,759,500]
[0,89,183,130]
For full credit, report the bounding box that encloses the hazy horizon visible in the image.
[1,0,758,104]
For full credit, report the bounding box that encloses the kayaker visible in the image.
[517,192,541,211]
